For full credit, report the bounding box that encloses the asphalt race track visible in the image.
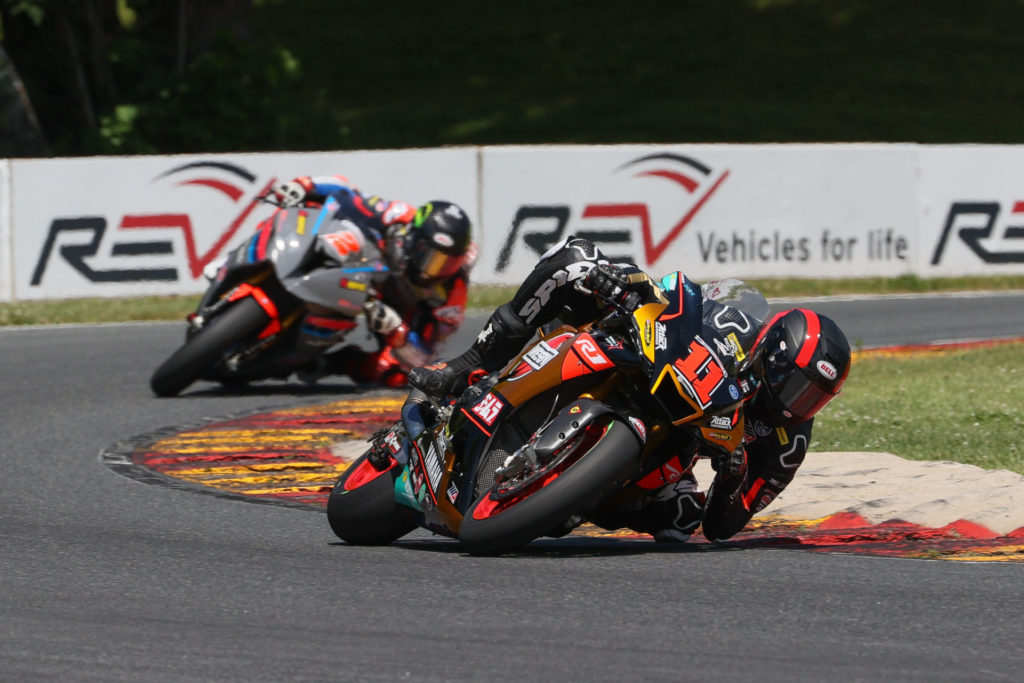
[3,292,1024,681]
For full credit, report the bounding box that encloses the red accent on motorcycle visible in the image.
[510,360,532,379]
[461,407,494,437]
[228,283,281,339]
[561,334,612,381]
[254,220,274,261]
[322,231,362,257]
[343,457,397,491]
[673,338,726,408]
[470,422,611,521]
[304,315,357,332]
[547,332,575,349]
[658,269,687,321]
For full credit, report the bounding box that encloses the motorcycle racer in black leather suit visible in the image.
[410,238,852,542]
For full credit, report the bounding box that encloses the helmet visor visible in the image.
[415,244,463,281]
[771,369,839,421]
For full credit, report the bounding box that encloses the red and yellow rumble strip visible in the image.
[138,397,402,507]
[852,336,1024,360]
[131,341,1024,561]
[582,513,1024,562]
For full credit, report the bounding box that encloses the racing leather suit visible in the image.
[413,237,811,542]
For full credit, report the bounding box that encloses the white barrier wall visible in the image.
[3,144,1024,301]
[0,161,10,302]
[919,146,1024,276]
[480,144,919,283]
[11,149,478,300]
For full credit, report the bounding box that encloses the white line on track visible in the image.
[768,289,1024,304]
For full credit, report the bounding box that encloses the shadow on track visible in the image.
[328,535,746,558]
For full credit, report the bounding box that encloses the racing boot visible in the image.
[649,478,707,543]
[409,302,534,398]
[590,474,706,543]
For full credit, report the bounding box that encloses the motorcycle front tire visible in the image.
[150,296,269,397]
[458,418,641,555]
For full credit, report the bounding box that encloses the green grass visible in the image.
[812,342,1024,474]
[0,295,197,326]
[744,275,1024,299]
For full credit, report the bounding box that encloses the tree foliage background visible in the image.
[4,0,1024,158]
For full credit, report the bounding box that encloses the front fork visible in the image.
[227,282,283,339]
[191,279,303,374]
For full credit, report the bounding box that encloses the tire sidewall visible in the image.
[150,296,269,396]
[458,420,641,554]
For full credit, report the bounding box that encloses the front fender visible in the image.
[532,398,644,457]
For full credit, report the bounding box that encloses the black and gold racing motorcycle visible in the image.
[327,275,768,554]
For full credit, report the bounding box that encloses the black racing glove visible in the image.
[582,263,631,307]
[710,445,748,479]
[408,362,461,398]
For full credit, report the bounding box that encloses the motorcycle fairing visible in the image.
[246,219,275,263]
[462,390,509,435]
[645,282,749,426]
[407,437,444,509]
[266,198,337,276]
[392,422,469,536]
[531,398,644,459]
[697,405,746,455]
[505,332,575,382]
[561,334,614,381]
[494,329,620,410]
[227,282,281,339]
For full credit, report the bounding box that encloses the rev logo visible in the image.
[495,152,729,272]
[30,161,274,286]
[931,201,1024,265]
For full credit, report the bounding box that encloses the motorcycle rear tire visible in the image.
[150,296,269,397]
[459,418,640,555]
[326,451,416,545]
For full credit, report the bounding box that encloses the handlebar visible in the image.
[255,191,324,210]
[592,291,643,336]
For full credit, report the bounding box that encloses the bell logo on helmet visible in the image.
[817,360,838,381]
[434,233,455,248]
